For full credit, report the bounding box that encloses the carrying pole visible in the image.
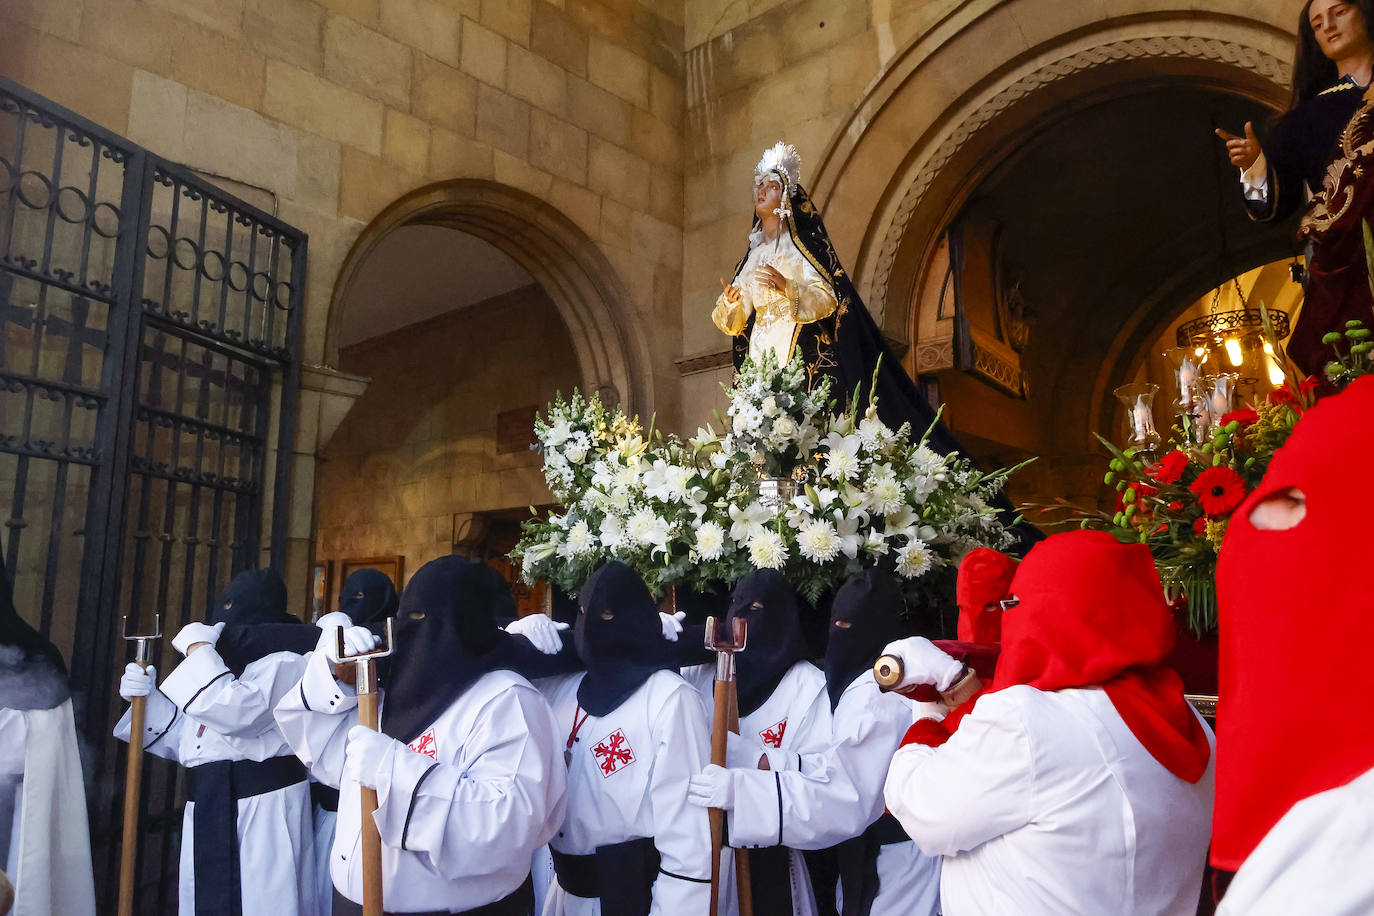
[336,619,395,916]
[117,614,162,916]
[705,616,752,916]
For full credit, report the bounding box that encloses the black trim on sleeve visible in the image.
[146,691,179,749]
[298,681,312,712]
[400,762,440,851]
[658,867,712,884]
[775,771,784,847]
[184,670,233,709]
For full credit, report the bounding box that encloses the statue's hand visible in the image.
[753,264,787,294]
[719,277,743,305]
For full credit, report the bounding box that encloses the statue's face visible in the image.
[1310,0,1370,60]
[754,177,782,221]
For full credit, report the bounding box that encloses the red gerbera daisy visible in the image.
[1188,466,1247,517]
[1151,449,1189,485]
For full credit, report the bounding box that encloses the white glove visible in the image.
[505,614,570,655]
[119,663,156,700]
[315,611,353,630]
[687,763,735,809]
[342,725,396,790]
[880,637,964,691]
[726,730,770,769]
[910,700,948,723]
[171,621,225,656]
[659,610,686,642]
[317,624,379,663]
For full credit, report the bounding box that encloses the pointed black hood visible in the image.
[823,569,903,711]
[574,561,675,717]
[206,568,314,677]
[0,564,69,710]
[727,570,811,717]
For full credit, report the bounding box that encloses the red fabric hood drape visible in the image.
[1211,375,1374,870]
[988,530,1211,784]
[955,547,1017,644]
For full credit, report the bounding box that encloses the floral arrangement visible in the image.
[1034,316,1373,635]
[512,351,1027,612]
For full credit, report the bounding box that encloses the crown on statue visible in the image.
[754,141,801,222]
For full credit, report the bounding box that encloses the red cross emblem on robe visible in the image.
[408,728,438,760]
[592,728,635,777]
[759,718,787,749]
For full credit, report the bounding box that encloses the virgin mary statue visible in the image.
[713,141,963,456]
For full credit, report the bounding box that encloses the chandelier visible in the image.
[1175,278,1289,390]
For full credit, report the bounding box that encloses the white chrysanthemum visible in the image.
[694,521,726,561]
[857,409,893,450]
[867,475,905,516]
[626,508,662,546]
[906,471,940,503]
[600,514,626,551]
[895,539,934,579]
[797,518,841,562]
[748,529,789,569]
[566,520,595,555]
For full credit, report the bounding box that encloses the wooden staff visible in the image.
[705,616,751,916]
[118,614,161,916]
[336,619,395,916]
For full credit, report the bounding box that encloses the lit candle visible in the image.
[1132,396,1152,441]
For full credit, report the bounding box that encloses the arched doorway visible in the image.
[806,5,1300,507]
[314,180,651,597]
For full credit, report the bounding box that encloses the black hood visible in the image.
[0,564,69,710]
[574,561,675,717]
[204,568,313,677]
[337,568,399,625]
[727,570,811,718]
[823,569,903,711]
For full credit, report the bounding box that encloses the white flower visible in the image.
[795,422,821,453]
[862,529,890,556]
[566,521,595,555]
[857,409,892,450]
[797,518,841,562]
[748,529,788,569]
[544,416,573,447]
[822,431,862,479]
[867,474,906,516]
[710,450,730,469]
[600,514,626,551]
[565,443,588,464]
[895,539,934,579]
[906,470,941,503]
[771,415,798,441]
[694,521,726,561]
[832,509,867,559]
[626,508,669,550]
[760,395,779,417]
[733,404,763,436]
[729,501,772,545]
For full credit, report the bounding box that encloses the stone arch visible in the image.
[325,178,654,415]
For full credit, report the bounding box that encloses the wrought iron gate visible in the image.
[0,78,305,912]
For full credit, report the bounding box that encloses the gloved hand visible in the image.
[317,624,379,663]
[343,725,397,790]
[171,621,225,656]
[315,611,353,630]
[726,730,770,769]
[119,663,157,700]
[909,700,948,723]
[659,610,686,642]
[687,764,735,809]
[505,614,570,655]
[880,637,964,691]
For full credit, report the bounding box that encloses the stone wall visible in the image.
[315,282,577,583]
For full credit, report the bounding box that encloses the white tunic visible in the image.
[114,648,316,916]
[273,650,567,912]
[536,669,713,916]
[2,700,97,916]
[884,684,1215,916]
[1217,766,1374,915]
[726,674,941,916]
[682,660,829,916]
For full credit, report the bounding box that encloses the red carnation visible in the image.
[1168,500,1183,511]
[1221,407,1258,427]
[1151,450,1190,485]
[1193,517,1207,536]
[1188,466,1247,517]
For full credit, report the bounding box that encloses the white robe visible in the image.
[114,648,316,916]
[310,792,336,916]
[1,700,97,916]
[725,673,940,916]
[682,660,829,916]
[1217,766,1374,915]
[535,669,713,916]
[884,684,1215,916]
[273,650,567,912]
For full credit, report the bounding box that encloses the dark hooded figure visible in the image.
[114,567,318,916]
[0,565,96,915]
[337,567,399,626]
[274,554,567,916]
[681,570,830,916]
[210,568,317,677]
[531,561,712,915]
[690,570,942,916]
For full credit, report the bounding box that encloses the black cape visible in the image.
[1251,77,1365,224]
[0,564,68,710]
[208,569,316,677]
